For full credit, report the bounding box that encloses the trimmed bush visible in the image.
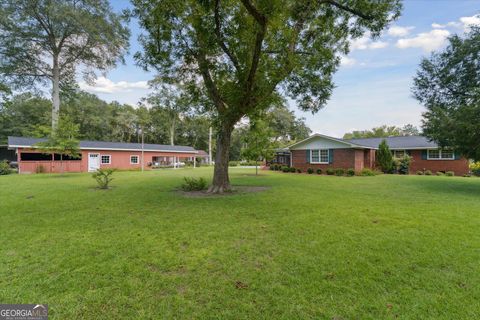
[296,168,302,173]
[92,168,115,189]
[445,171,455,176]
[416,170,424,175]
[424,170,432,176]
[316,169,322,175]
[289,167,296,173]
[334,168,345,176]
[326,168,334,175]
[229,161,238,166]
[397,156,412,175]
[436,171,445,176]
[307,168,314,174]
[282,166,290,172]
[0,160,12,175]
[346,168,355,176]
[359,168,376,176]
[269,165,274,170]
[180,177,208,191]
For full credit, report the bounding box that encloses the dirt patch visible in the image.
[178,185,270,198]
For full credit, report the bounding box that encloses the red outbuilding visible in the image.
[8,136,200,174]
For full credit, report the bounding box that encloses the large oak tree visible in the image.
[0,0,130,130]
[413,26,480,161]
[132,0,401,192]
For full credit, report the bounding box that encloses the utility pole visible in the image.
[208,126,212,165]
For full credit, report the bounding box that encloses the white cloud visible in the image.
[79,77,149,94]
[432,14,480,31]
[459,14,480,30]
[351,34,389,51]
[396,29,450,52]
[340,56,357,67]
[387,25,414,37]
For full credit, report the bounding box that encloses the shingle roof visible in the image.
[346,136,438,149]
[8,136,197,153]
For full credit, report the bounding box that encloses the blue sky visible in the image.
[79,0,480,137]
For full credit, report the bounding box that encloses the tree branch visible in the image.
[214,0,240,71]
[196,47,226,113]
[240,0,267,107]
[321,0,374,20]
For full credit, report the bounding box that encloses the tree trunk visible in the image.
[170,117,175,146]
[51,56,60,131]
[256,160,258,176]
[208,123,233,193]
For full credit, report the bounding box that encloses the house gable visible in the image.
[289,134,364,150]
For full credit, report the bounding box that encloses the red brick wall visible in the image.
[408,150,469,176]
[291,149,360,171]
[17,148,197,173]
[364,149,376,169]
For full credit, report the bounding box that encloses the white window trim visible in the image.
[427,149,455,160]
[130,155,139,164]
[310,149,329,164]
[101,154,111,164]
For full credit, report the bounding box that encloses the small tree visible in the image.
[36,117,80,173]
[377,139,393,173]
[92,168,115,189]
[241,119,275,175]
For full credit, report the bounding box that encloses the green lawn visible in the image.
[1,168,480,319]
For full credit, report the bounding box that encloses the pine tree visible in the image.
[377,140,393,173]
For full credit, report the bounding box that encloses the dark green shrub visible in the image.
[180,177,208,191]
[377,140,394,173]
[289,167,296,173]
[416,170,424,175]
[229,161,238,167]
[307,168,313,174]
[316,169,322,175]
[425,170,432,176]
[346,168,355,176]
[445,171,454,176]
[92,168,115,189]
[269,165,274,170]
[296,168,302,173]
[436,171,445,176]
[0,160,12,175]
[359,168,376,176]
[326,168,334,175]
[282,166,290,172]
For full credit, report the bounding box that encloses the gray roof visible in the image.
[346,136,438,149]
[8,136,197,153]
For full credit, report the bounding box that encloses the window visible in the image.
[130,155,139,164]
[427,149,454,160]
[393,150,406,158]
[311,149,329,163]
[101,155,111,164]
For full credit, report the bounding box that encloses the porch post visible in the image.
[193,155,196,168]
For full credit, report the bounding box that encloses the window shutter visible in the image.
[306,149,310,163]
[421,150,427,160]
[454,152,461,160]
[329,149,334,164]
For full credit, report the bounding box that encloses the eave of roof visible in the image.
[8,136,198,154]
[287,133,371,150]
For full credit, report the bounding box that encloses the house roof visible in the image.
[345,136,438,150]
[286,134,439,151]
[8,136,198,153]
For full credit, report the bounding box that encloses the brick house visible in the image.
[284,134,469,175]
[8,136,199,174]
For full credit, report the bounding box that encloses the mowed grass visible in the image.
[1,168,480,319]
